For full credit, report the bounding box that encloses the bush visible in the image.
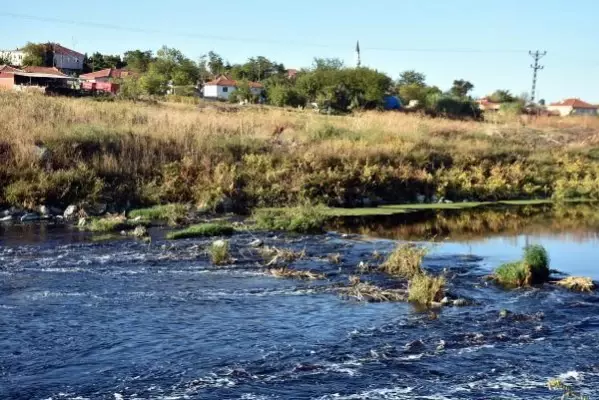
[494,245,551,286]
[380,244,427,278]
[252,205,328,233]
[209,239,231,265]
[166,222,234,240]
[408,274,445,305]
[425,94,482,120]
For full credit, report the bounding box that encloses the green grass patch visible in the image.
[494,245,550,287]
[129,203,188,225]
[87,217,129,233]
[320,199,593,217]
[166,223,234,240]
[252,204,328,233]
[408,274,446,305]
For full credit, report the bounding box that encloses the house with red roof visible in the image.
[547,98,598,116]
[0,65,74,92]
[79,68,132,83]
[202,75,264,101]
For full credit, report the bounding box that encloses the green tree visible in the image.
[22,42,51,67]
[139,65,168,95]
[0,54,10,65]
[123,50,153,73]
[313,58,344,71]
[450,79,474,98]
[397,70,426,87]
[267,84,306,107]
[487,89,515,103]
[207,51,226,75]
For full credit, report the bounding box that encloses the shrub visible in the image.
[380,244,427,279]
[209,239,231,265]
[494,245,551,286]
[555,276,595,293]
[166,223,234,240]
[408,274,445,305]
[252,205,328,233]
[129,203,188,225]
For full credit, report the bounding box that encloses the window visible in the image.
[222,87,228,93]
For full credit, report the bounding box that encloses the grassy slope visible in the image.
[2,92,599,211]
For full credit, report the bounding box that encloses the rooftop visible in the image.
[205,75,263,88]
[80,68,131,80]
[549,98,598,109]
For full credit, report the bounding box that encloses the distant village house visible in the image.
[0,43,84,74]
[0,65,74,92]
[476,97,502,112]
[546,98,598,116]
[202,75,264,101]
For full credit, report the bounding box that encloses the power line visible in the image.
[529,50,547,103]
[0,11,530,54]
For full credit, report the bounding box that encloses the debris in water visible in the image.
[555,276,595,293]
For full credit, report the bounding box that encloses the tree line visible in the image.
[12,42,531,118]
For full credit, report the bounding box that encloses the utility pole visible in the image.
[529,50,547,104]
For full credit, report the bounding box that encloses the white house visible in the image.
[202,75,264,101]
[547,98,598,116]
[51,44,84,73]
[0,49,25,66]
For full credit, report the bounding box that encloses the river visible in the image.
[1,204,598,399]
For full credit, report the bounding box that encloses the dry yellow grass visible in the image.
[2,92,599,209]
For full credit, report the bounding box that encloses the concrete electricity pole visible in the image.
[529,50,547,104]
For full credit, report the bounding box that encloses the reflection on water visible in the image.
[331,203,599,243]
[333,203,599,279]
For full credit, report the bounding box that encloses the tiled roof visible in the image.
[0,65,21,72]
[549,98,598,109]
[205,75,263,88]
[51,43,84,59]
[22,66,67,76]
[79,68,130,80]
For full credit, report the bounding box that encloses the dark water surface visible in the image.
[2,206,599,399]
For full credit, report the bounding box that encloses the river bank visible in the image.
[2,93,599,213]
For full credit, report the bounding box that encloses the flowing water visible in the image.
[1,204,599,399]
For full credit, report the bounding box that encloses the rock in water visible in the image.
[20,212,40,222]
[249,239,263,248]
[0,215,13,222]
[64,205,78,220]
[38,205,50,216]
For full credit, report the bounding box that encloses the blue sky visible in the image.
[1,0,598,102]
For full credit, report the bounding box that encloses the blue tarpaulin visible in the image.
[383,95,402,110]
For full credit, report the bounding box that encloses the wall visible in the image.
[0,72,14,90]
[0,50,24,66]
[203,85,219,98]
[217,85,235,100]
[546,106,572,116]
[53,53,84,71]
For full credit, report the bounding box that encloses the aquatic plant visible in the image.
[494,245,551,286]
[129,203,188,225]
[408,274,446,305]
[259,246,306,266]
[339,277,407,302]
[380,244,428,279]
[555,276,596,293]
[166,223,234,240]
[209,239,231,265]
[548,379,589,399]
[252,205,328,233]
[268,267,325,280]
[327,253,342,264]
